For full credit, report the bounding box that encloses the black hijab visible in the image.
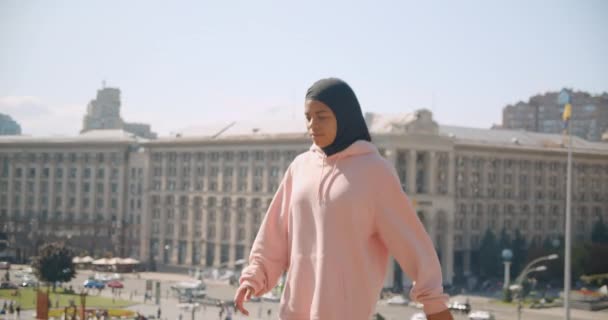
[305,78,372,157]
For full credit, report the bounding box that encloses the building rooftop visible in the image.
[1,111,607,154]
[0,129,143,145]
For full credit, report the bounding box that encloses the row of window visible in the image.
[151,150,301,163]
[457,157,608,175]
[150,195,271,209]
[1,180,121,194]
[152,165,282,178]
[3,194,121,210]
[151,222,259,242]
[457,203,605,217]
[4,167,120,180]
[1,210,123,223]
[0,152,123,164]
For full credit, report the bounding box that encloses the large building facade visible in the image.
[502,89,608,142]
[2,110,608,286]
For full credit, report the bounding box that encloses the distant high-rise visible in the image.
[0,113,21,135]
[82,86,157,139]
[502,89,608,142]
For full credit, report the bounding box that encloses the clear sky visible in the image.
[1,0,607,136]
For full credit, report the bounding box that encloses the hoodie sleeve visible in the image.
[239,166,291,296]
[373,163,448,315]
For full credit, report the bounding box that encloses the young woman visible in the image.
[234,78,453,320]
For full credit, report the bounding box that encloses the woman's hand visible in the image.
[234,285,253,316]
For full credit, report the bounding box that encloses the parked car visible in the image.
[0,261,10,270]
[448,301,471,314]
[20,278,38,287]
[410,312,427,320]
[386,295,409,306]
[261,291,280,302]
[83,279,105,289]
[93,273,112,283]
[0,281,18,289]
[468,310,495,320]
[107,280,124,289]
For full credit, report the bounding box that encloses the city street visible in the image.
[3,268,606,320]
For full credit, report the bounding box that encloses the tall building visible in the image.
[0,113,21,135]
[0,130,144,260]
[2,109,607,286]
[82,86,158,139]
[502,89,608,142]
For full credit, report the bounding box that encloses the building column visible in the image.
[213,210,222,266]
[408,150,417,195]
[384,148,397,168]
[443,214,455,285]
[427,211,437,248]
[428,151,436,195]
[186,197,195,266]
[229,210,238,268]
[186,154,196,265]
[247,152,254,193]
[448,152,456,196]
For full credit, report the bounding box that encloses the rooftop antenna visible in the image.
[211,121,237,139]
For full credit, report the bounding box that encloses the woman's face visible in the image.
[305,100,337,148]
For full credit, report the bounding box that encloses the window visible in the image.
[254,167,263,177]
[224,167,233,177]
[222,152,234,161]
[269,151,280,161]
[254,151,264,161]
[270,167,279,177]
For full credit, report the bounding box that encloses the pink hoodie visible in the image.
[239,140,448,319]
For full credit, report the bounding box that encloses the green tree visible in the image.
[511,230,527,276]
[591,217,608,244]
[32,242,76,292]
[478,229,500,279]
[572,244,592,280]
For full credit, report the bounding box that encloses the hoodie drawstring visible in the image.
[318,154,342,206]
[318,157,326,206]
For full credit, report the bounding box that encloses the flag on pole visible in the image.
[562,103,572,132]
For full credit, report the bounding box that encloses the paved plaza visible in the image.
[2,268,607,319]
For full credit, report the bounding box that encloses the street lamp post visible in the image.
[514,254,558,285]
[510,253,558,320]
[502,249,513,290]
[511,265,548,320]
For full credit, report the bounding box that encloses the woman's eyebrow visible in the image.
[315,110,329,115]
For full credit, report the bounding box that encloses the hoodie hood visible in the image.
[310,140,378,206]
[309,140,378,161]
